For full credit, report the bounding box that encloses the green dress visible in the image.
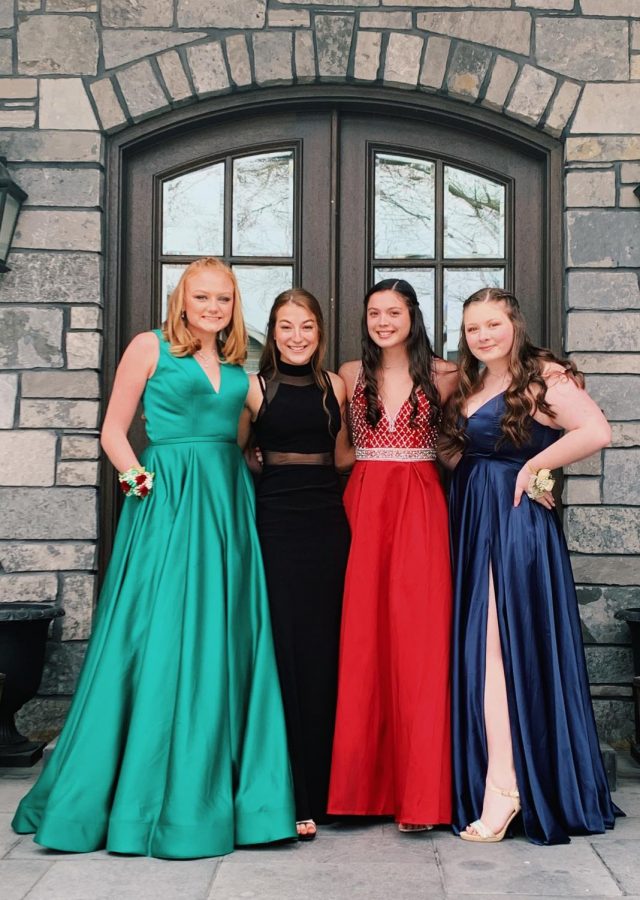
[13,331,296,858]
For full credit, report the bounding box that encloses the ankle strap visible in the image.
[487,783,520,799]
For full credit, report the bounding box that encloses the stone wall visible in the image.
[0,0,639,743]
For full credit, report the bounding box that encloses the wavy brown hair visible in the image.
[259,289,336,435]
[162,257,247,365]
[362,279,441,428]
[442,287,584,453]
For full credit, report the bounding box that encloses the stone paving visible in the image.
[0,752,639,900]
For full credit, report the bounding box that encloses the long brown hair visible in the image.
[259,288,335,433]
[442,287,584,452]
[162,257,247,365]
[361,279,441,428]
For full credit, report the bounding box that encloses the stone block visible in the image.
[66,332,102,370]
[17,15,98,75]
[361,11,411,28]
[587,375,640,421]
[178,0,266,27]
[22,370,100,399]
[14,167,101,208]
[0,0,13,26]
[0,308,63,369]
[102,0,172,26]
[253,32,293,86]
[20,399,100,429]
[515,0,573,7]
[269,9,309,27]
[0,110,36,128]
[0,78,37,99]
[187,42,230,96]
[630,54,640,81]
[294,31,315,81]
[543,81,582,138]
[47,0,97,8]
[89,78,128,131]
[572,353,640,374]
[384,33,423,88]
[316,15,354,79]
[13,210,101,252]
[0,574,58,604]
[0,252,101,304]
[567,211,640,268]
[563,477,600,506]
[60,573,95,639]
[566,170,616,208]
[506,65,556,126]
[57,460,99,486]
[571,553,640,586]
[604,449,640,505]
[620,186,640,208]
[419,35,450,91]
[611,423,640,447]
[482,57,518,113]
[38,78,98,130]
[446,43,491,102]
[567,272,640,311]
[354,31,381,82]
[567,136,640,163]
[567,507,640,554]
[592,698,634,745]
[417,11,531,56]
[0,541,96,572]
[226,34,252,88]
[60,435,100,459]
[581,0,640,13]
[0,374,17,428]
[15,697,71,743]
[71,307,102,331]
[586,645,634,684]
[566,453,602,476]
[635,21,640,51]
[117,60,169,121]
[0,488,97,540]
[103,29,206,70]
[157,51,192,102]
[386,0,509,4]
[40,640,87,695]
[536,18,628,82]
[0,38,12,75]
[0,431,56,485]
[578,585,640,644]
[0,130,102,163]
[572,84,640,135]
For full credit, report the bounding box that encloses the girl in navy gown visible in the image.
[443,287,620,845]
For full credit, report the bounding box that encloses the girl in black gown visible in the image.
[241,289,352,840]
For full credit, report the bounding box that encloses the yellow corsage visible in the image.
[526,466,555,501]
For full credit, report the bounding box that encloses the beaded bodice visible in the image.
[349,367,438,462]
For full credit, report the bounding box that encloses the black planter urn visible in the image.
[0,602,64,767]
[615,607,640,765]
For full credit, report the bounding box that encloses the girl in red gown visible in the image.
[328,278,457,830]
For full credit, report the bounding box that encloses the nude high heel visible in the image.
[460,783,521,843]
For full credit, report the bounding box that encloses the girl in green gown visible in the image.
[12,258,296,859]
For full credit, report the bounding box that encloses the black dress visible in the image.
[253,360,350,823]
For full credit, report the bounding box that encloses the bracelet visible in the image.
[118,466,154,498]
[526,466,555,501]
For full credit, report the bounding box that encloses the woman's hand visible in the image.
[513,465,555,509]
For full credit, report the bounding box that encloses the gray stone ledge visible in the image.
[17,14,98,76]
[0,307,63,369]
[0,131,102,164]
[22,370,100,399]
[0,488,97,540]
[416,11,531,56]
[0,252,101,305]
[0,541,97,573]
[0,573,58,604]
[14,167,102,209]
[13,210,101,253]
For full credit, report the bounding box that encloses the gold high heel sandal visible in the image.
[460,783,521,843]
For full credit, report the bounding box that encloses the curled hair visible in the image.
[442,287,584,453]
[259,289,335,435]
[162,257,247,366]
[361,279,441,428]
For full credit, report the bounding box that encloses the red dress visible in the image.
[328,370,452,825]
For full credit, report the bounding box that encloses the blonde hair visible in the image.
[162,257,247,366]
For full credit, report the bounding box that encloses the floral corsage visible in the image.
[118,466,155,498]
[526,465,555,501]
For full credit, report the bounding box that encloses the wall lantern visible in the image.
[0,157,27,274]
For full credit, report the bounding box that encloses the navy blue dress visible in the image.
[449,391,619,845]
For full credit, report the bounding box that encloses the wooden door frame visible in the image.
[100,84,563,574]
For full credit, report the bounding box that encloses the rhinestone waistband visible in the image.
[355,447,437,462]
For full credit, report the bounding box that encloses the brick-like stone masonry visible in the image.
[0,0,639,744]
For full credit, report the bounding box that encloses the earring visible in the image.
[180,311,187,321]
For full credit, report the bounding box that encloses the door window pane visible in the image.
[234,265,293,366]
[162,164,224,256]
[375,267,435,341]
[444,167,505,259]
[161,263,188,320]
[232,152,294,257]
[444,268,504,360]
[374,154,435,259]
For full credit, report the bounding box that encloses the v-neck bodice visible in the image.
[142,330,248,444]
[462,390,560,465]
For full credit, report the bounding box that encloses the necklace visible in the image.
[482,369,510,390]
[195,350,217,369]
